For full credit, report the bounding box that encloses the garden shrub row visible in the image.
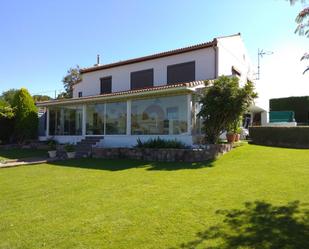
[249,126,309,148]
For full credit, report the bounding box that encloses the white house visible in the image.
[37,33,266,147]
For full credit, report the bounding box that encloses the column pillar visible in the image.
[187,94,192,135]
[82,104,86,136]
[46,107,49,137]
[126,100,131,135]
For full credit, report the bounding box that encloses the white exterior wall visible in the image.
[73,47,216,97]
[217,36,254,86]
[39,135,85,144]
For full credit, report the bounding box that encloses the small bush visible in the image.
[47,139,57,150]
[64,143,76,152]
[249,126,309,148]
[135,137,187,149]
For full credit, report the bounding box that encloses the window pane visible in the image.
[100,77,112,94]
[49,106,82,135]
[86,104,104,135]
[106,102,127,134]
[130,69,154,90]
[131,95,188,135]
[167,61,195,84]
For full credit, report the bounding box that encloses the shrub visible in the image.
[198,76,257,144]
[12,88,38,142]
[135,137,187,149]
[249,126,309,148]
[47,139,57,150]
[64,143,76,152]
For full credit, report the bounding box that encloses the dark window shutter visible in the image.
[100,76,112,94]
[167,61,195,84]
[130,69,154,90]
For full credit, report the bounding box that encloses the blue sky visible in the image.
[0,0,307,100]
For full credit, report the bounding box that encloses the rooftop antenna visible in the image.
[257,48,273,80]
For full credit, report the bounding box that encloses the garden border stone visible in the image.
[92,144,232,162]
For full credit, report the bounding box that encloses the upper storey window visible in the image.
[167,61,195,84]
[100,76,112,94]
[130,69,154,90]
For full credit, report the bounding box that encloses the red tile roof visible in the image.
[36,80,206,107]
[80,40,217,74]
[80,33,241,74]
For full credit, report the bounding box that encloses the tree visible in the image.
[0,100,15,143]
[198,76,257,144]
[0,89,19,106]
[288,0,309,73]
[32,94,52,102]
[12,88,38,142]
[0,100,14,119]
[61,65,82,98]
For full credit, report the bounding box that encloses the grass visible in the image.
[0,144,308,249]
[0,148,48,160]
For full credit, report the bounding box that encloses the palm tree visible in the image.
[289,0,309,73]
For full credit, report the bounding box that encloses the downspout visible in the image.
[212,39,219,79]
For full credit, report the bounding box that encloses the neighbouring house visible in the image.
[37,33,267,147]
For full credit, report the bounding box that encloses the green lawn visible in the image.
[0,148,48,160]
[0,144,308,249]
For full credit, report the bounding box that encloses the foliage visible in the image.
[47,138,57,150]
[135,137,187,149]
[60,65,82,98]
[12,88,38,142]
[32,95,52,102]
[0,144,308,249]
[270,96,309,124]
[0,100,14,119]
[198,76,257,144]
[0,88,18,106]
[227,117,242,133]
[64,143,76,152]
[288,0,309,73]
[0,100,15,143]
[249,126,309,148]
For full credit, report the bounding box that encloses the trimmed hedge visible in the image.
[249,126,309,148]
[270,96,309,124]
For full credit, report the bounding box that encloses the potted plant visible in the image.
[64,143,76,159]
[226,131,236,143]
[47,139,57,158]
[235,127,242,142]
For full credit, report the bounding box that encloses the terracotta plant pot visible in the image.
[226,133,236,143]
[235,133,240,142]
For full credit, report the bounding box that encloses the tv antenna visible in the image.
[257,48,273,80]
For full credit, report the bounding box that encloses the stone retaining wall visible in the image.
[92,144,232,162]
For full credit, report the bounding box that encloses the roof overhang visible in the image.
[36,81,206,107]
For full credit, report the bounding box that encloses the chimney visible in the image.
[94,54,101,66]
